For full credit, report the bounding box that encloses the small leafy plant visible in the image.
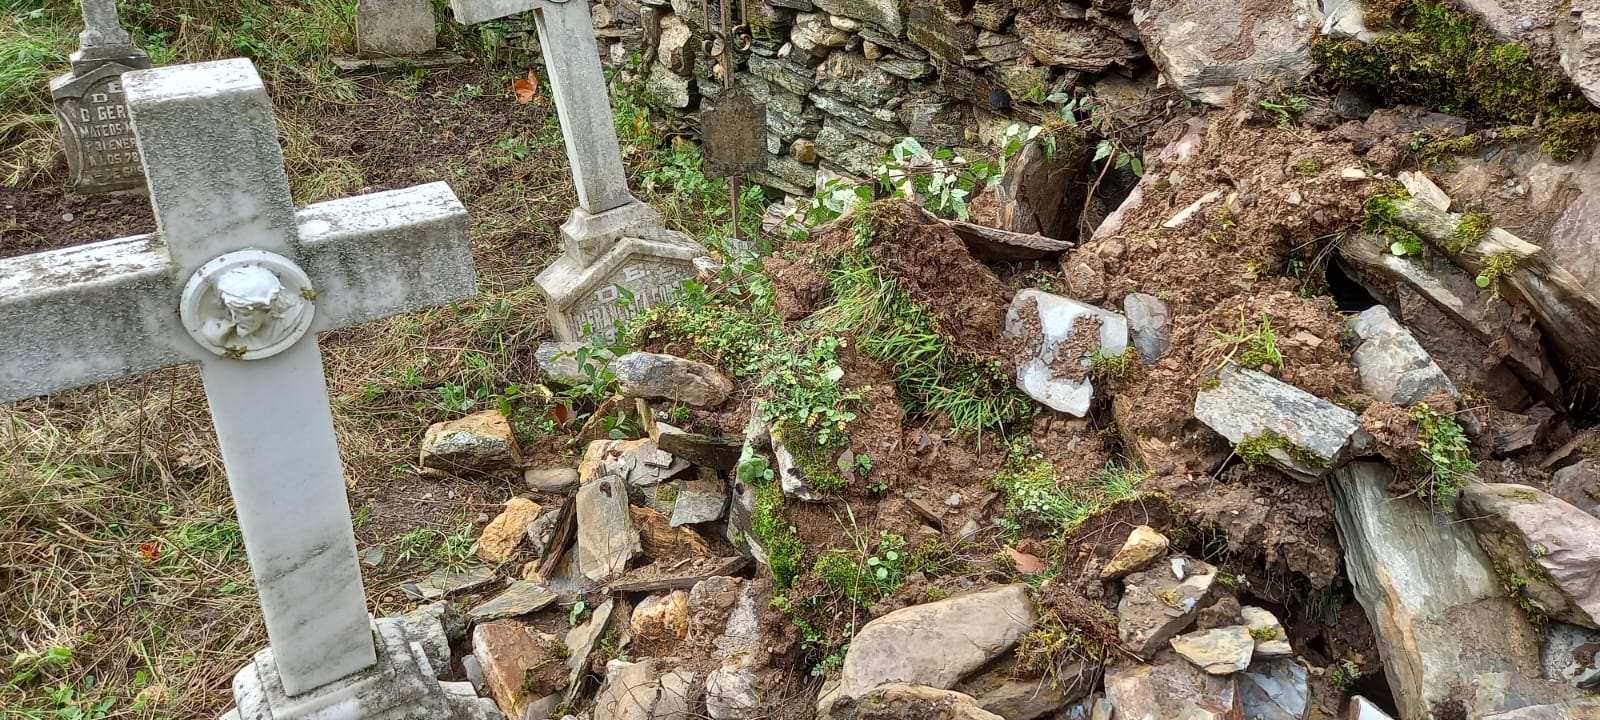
[1410,402,1477,506]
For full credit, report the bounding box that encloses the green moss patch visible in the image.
[1313,0,1600,160]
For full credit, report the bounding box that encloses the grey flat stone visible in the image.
[654,422,743,471]
[1117,557,1217,657]
[672,471,730,526]
[1123,292,1171,364]
[575,476,641,582]
[467,581,560,621]
[1461,483,1600,628]
[1240,606,1292,658]
[1238,659,1310,720]
[1194,361,1365,481]
[406,565,496,599]
[525,467,580,494]
[1350,306,1479,433]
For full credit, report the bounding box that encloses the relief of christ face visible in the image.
[200,265,308,348]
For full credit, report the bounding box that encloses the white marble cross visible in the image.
[450,0,706,342]
[1,59,478,708]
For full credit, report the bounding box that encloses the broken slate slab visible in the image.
[1460,483,1600,628]
[535,341,613,386]
[1103,656,1240,719]
[575,475,641,582]
[1003,289,1130,417]
[1349,305,1480,433]
[613,352,735,407]
[1170,626,1254,675]
[468,581,561,622]
[1117,556,1218,657]
[773,438,822,501]
[403,565,496,600]
[1331,463,1567,718]
[1123,293,1171,364]
[1238,659,1310,720]
[671,468,729,526]
[1194,361,1367,481]
[653,422,743,471]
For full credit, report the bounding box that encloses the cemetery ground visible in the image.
[7,1,1600,719]
[0,3,753,716]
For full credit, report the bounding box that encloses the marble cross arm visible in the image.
[0,183,472,404]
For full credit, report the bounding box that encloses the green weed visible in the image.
[1209,313,1285,371]
[393,525,478,570]
[992,441,1148,534]
[1410,402,1477,506]
[1475,252,1517,293]
[1331,660,1362,690]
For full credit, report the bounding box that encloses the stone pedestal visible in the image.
[221,616,499,720]
[537,199,704,342]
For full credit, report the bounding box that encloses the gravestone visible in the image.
[1,58,497,720]
[450,0,708,341]
[335,0,468,70]
[49,0,150,195]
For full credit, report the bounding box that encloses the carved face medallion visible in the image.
[180,250,317,360]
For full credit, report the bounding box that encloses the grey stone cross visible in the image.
[2,59,493,719]
[51,0,151,194]
[451,0,707,341]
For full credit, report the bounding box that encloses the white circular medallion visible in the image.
[180,250,317,360]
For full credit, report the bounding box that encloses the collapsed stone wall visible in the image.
[584,0,1160,200]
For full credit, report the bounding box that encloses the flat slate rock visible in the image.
[1194,361,1364,481]
[404,565,496,599]
[468,581,560,621]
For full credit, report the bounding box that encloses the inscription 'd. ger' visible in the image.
[51,64,145,192]
[564,257,695,340]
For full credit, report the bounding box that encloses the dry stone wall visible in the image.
[583,0,1157,199]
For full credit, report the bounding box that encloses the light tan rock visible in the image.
[420,410,521,476]
[1241,606,1293,658]
[1170,626,1254,675]
[1101,525,1169,579]
[477,497,541,563]
[840,584,1036,698]
[631,590,691,648]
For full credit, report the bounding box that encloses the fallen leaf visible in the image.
[512,69,539,104]
[1004,546,1046,575]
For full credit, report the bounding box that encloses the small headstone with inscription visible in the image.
[49,0,150,195]
[450,0,708,342]
[335,0,468,71]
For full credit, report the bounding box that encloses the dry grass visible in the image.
[0,4,583,718]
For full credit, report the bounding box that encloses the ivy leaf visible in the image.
[1094,140,1114,163]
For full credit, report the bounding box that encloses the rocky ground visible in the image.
[11,0,1600,719]
[400,3,1600,720]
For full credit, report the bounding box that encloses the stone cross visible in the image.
[450,0,707,341]
[50,0,151,194]
[2,59,493,719]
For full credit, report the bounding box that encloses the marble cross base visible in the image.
[221,616,499,720]
[538,199,708,342]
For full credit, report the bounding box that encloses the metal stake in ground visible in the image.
[698,0,768,244]
[449,0,708,342]
[1,58,494,719]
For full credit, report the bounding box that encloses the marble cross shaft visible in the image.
[449,0,690,265]
[0,59,475,699]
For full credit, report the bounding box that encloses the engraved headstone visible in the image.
[2,59,497,720]
[335,0,468,70]
[49,0,150,195]
[450,0,708,342]
[702,85,769,179]
[358,0,438,57]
